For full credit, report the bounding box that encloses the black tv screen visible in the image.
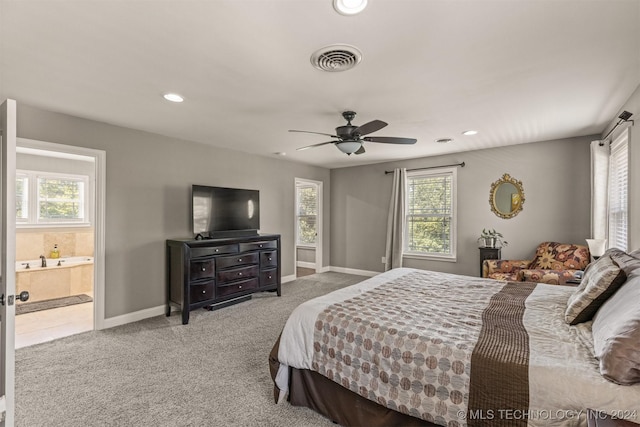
[192,185,260,237]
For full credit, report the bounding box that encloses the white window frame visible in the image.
[295,182,318,248]
[403,167,457,262]
[17,169,91,228]
[607,130,628,251]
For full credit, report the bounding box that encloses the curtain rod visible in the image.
[599,111,634,145]
[384,161,465,175]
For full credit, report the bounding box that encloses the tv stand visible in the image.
[166,233,281,325]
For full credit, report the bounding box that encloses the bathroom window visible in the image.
[16,170,89,226]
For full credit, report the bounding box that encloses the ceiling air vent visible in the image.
[310,44,362,72]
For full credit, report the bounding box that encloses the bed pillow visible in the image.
[591,271,640,384]
[564,252,626,325]
[610,250,640,275]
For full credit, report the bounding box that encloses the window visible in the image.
[404,168,457,260]
[607,130,628,251]
[16,170,90,226]
[296,183,318,246]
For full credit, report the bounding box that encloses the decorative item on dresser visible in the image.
[166,234,281,325]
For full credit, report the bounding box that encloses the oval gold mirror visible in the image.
[489,173,525,219]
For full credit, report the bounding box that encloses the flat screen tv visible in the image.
[192,185,260,238]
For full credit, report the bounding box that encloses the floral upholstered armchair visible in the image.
[482,241,591,285]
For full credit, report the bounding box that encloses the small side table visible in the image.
[479,247,501,277]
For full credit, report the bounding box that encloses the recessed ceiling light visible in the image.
[333,0,368,16]
[163,93,184,103]
[274,152,287,156]
[462,130,478,136]
[435,138,453,144]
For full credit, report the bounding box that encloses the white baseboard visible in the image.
[282,274,296,283]
[296,261,316,269]
[99,268,377,330]
[100,305,167,330]
[329,266,379,277]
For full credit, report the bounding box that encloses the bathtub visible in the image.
[15,256,94,303]
[16,256,94,271]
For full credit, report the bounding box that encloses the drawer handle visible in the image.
[268,257,272,261]
[201,267,206,272]
[238,258,242,262]
[202,290,206,294]
[238,272,243,276]
[259,244,263,248]
[239,285,242,289]
[268,275,272,279]
[215,249,219,252]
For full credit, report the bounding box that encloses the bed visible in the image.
[269,266,640,426]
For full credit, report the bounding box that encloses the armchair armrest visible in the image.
[521,269,581,285]
[482,259,530,278]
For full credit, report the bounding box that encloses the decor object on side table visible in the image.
[478,228,508,248]
[586,238,607,261]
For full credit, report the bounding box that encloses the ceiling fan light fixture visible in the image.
[333,0,367,15]
[336,141,362,154]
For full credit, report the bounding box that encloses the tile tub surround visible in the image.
[16,228,94,261]
[16,257,94,303]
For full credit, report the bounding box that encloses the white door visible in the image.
[0,98,18,425]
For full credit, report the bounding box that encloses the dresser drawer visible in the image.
[260,269,277,286]
[239,240,277,252]
[260,251,278,269]
[216,252,259,270]
[189,280,215,304]
[191,244,238,258]
[190,257,216,280]
[217,265,259,283]
[217,277,258,298]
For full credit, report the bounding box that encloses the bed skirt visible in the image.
[269,335,437,427]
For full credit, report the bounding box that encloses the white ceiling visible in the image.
[1,0,639,169]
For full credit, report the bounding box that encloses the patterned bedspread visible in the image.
[275,268,640,427]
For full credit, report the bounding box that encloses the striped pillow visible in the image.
[564,254,626,325]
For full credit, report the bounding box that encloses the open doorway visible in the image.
[14,138,105,348]
[294,178,322,278]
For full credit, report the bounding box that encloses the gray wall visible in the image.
[330,136,593,277]
[16,104,331,318]
[601,83,640,251]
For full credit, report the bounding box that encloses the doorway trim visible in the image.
[294,178,323,276]
[16,138,106,330]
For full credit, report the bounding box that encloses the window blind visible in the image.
[296,185,317,246]
[405,171,454,255]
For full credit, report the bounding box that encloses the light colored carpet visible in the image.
[15,272,367,427]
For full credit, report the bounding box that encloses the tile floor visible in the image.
[15,296,93,349]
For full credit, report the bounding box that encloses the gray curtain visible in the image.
[384,168,407,271]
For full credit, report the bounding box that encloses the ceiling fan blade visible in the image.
[289,129,339,138]
[354,145,366,155]
[296,141,336,151]
[363,136,417,144]
[354,120,387,136]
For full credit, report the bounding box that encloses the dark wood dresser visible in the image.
[166,233,281,324]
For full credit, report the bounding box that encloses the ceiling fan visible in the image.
[290,111,417,155]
